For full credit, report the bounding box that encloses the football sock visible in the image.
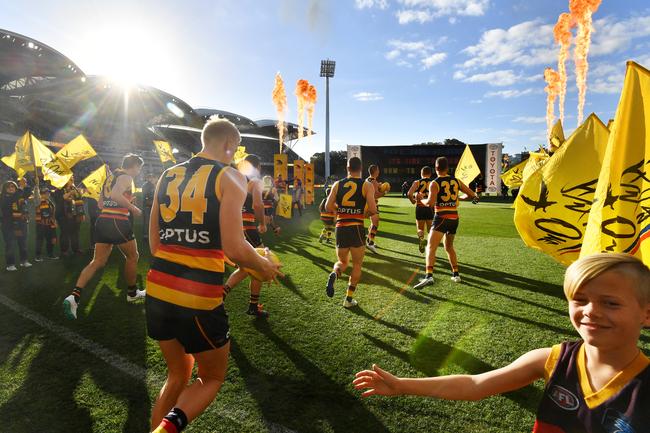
[153,407,188,433]
[127,285,137,297]
[72,287,82,302]
[223,284,232,298]
[249,293,260,311]
[345,285,356,302]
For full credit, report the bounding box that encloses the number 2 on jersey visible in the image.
[160,165,213,224]
[341,181,357,207]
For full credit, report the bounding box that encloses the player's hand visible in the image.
[258,223,267,234]
[354,364,401,397]
[131,206,143,217]
[472,196,479,205]
[258,248,284,282]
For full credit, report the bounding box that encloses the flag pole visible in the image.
[29,131,41,202]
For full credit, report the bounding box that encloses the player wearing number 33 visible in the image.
[145,118,282,433]
[413,156,479,290]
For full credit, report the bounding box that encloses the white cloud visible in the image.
[469,99,483,104]
[396,9,433,24]
[421,52,447,69]
[385,38,447,70]
[590,75,624,94]
[590,15,650,57]
[513,116,545,124]
[454,69,521,86]
[398,0,489,17]
[353,92,384,101]
[484,88,539,99]
[355,0,389,9]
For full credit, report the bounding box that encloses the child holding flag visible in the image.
[34,187,58,261]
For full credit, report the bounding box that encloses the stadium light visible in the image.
[320,59,335,182]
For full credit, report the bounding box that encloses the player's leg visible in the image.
[117,239,143,300]
[223,268,248,298]
[325,224,334,243]
[344,245,365,308]
[366,213,379,251]
[414,225,444,289]
[151,339,194,427]
[416,219,426,253]
[64,243,112,319]
[326,245,349,298]
[246,278,268,317]
[444,233,461,282]
[35,225,44,261]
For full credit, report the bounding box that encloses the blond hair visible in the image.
[201,117,240,149]
[564,253,650,304]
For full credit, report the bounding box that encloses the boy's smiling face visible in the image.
[569,270,650,350]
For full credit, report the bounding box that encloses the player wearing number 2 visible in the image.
[413,156,478,289]
[324,157,377,308]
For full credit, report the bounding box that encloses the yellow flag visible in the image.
[293,159,305,188]
[32,137,74,189]
[304,163,315,205]
[276,193,293,219]
[1,132,35,177]
[81,164,108,200]
[455,145,481,186]
[606,119,614,131]
[582,62,650,260]
[521,151,549,185]
[55,135,97,168]
[549,120,566,152]
[274,153,288,182]
[514,114,609,265]
[153,140,176,164]
[500,158,527,189]
[233,146,248,164]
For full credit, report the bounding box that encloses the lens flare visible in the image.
[569,0,602,125]
[544,67,561,144]
[553,12,573,124]
[272,73,288,151]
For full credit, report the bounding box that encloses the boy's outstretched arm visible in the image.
[353,348,550,400]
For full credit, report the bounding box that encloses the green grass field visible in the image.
[2,194,649,433]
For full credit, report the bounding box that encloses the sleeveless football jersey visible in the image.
[336,177,366,227]
[262,188,275,210]
[147,155,228,311]
[367,175,379,203]
[534,341,650,433]
[100,168,133,220]
[415,177,434,207]
[242,178,257,230]
[433,175,460,219]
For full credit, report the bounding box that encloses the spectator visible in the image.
[1,179,32,271]
[85,193,100,250]
[34,187,58,261]
[275,174,287,194]
[401,181,409,197]
[61,178,84,255]
[292,179,305,217]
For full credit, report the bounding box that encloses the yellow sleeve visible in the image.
[543,344,563,382]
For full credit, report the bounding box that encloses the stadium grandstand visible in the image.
[0,28,310,183]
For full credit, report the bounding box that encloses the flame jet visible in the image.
[272,73,288,150]
[544,67,562,144]
[553,12,573,124]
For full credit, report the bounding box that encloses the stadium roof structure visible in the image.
[252,119,314,142]
[195,108,257,131]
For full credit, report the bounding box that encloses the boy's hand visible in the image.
[353,364,401,397]
[258,223,267,234]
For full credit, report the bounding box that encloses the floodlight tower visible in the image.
[320,59,336,182]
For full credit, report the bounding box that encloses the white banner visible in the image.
[484,143,502,195]
[347,145,361,163]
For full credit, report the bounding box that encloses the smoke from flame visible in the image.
[544,67,561,144]
[295,79,310,140]
[306,84,317,141]
[553,13,573,124]
[569,0,601,125]
[272,73,288,149]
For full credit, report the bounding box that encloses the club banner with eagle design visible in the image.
[274,153,288,189]
[514,114,609,265]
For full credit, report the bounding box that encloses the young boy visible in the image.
[354,252,650,432]
[35,188,58,261]
[318,187,335,244]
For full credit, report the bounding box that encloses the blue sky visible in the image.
[2,0,650,158]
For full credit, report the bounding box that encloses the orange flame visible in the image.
[544,67,561,144]
[569,0,601,125]
[306,84,317,142]
[553,13,573,124]
[272,73,288,150]
[295,79,310,140]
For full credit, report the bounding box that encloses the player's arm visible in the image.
[421,181,438,207]
[220,168,281,280]
[251,179,266,233]
[272,187,279,202]
[407,180,419,204]
[325,181,339,213]
[354,347,550,400]
[111,175,142,216]
[364,181,378,216]
[458,180,479,202]
[373,180,385,199]
[148,177,162,254]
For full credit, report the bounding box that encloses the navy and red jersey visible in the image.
[534,341,650,433]
[35,198,56,227]
[335,177,366,228]
[432,175,460,219]
[242,178,257,231]
[319,198,335,226]
[100,169,132,221]
[262,188,275,210]
[415,177,433,207]
[147,155,228,311]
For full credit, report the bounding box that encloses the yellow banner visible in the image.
[276,193,292,219]
[582,62,650,261]
[233,146,248,164]
[549,120,566,153]
[274,153,288,185]
[304,163,314,205]
[514,114,609,265]
[293,159,305,189]
[455,145,481,186]
[33,137,74,189]
[55,135,97,168]
[153,140,176,164]
[1,132,35,177]
[500,158,527,189]
[521,151,549,185]
[82,164,108,200]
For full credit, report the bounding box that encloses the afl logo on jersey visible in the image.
[549,385,579,411]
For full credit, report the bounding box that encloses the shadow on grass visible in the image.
[231,322,391,433]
